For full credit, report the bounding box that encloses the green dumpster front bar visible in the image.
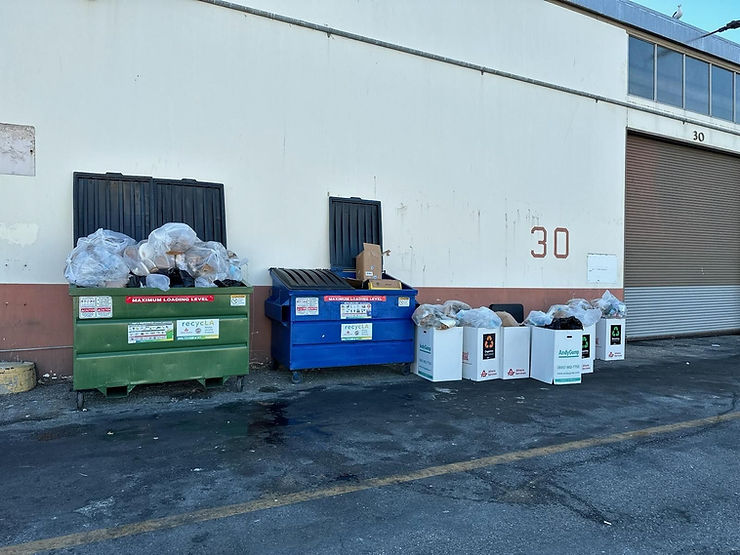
[70,286,252,406]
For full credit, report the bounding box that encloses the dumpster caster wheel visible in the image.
[401,363,412,376]
[76,391,85,411]
[291,371,303,385]
[235,376,244,392]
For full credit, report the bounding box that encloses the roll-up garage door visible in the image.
[624,133,740,338]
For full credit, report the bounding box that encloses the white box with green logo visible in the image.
[595,318,625,361]
[581,324,596,374]
[462,327,501,381]
[412,326,463,382]
[530,327,582,385]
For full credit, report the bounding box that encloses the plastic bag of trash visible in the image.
[183,241,230,282]
[496,311,520,327]
[123,241,155,276]
[567,298,593,311]
[456,307,502,328]
[547,303,602,327]
[146,273,170,292]
[546,304,572,319]
[226,250,247,283]
[524,310,553,327]
[592,290,627,318]
[412,304,457,330]
[64,244,130,288]
[77,228,136,255]
[148,223,199,255]
[441,300,471,317]
[195,276,217,288]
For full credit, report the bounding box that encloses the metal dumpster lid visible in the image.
[270,268,353,290]
[329,197,382,271]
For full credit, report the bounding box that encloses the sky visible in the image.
[632,0,740,44]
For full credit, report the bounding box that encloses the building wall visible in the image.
[0,0,736,374]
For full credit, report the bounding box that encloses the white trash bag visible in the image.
[456,307,503,328]
[64,244,130,288]
[147,223,199,255]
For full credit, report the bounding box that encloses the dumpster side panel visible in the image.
[71,287,252,394]
[74,316,249,354]
[73,345,249,392]
[265,272,417,370]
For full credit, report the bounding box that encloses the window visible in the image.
[711,65,733,121]
[628,36,655,99]
[627,35,739,123]
[685,56,709,115]
[656,46,683,107]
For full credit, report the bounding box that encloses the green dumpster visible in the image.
[70,285,252,408]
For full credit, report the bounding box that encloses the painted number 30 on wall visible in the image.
[531,226,569,259]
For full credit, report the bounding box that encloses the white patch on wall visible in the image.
[0,223,39,246]
[0,123,35,176]
[587,254,618,283]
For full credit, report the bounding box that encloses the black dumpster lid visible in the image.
[270,268,353,290]
[329,197,382,271]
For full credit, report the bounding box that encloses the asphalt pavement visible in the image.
[0,334,738,554]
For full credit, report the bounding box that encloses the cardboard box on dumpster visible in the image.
[500,326,531,380]
[368,278,401,290]
[596,318,625,361]
[530,327,582,385]
[462,327,501,381]
[355,243,382,282]
[581,323,596,374]
[413,326,463,382]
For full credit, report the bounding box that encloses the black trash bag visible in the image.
[156,267,195,288]
[126,274,146,288]
[544,316,583,330]
[214,279,245,288]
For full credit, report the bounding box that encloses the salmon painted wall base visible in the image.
[0,284,621,377]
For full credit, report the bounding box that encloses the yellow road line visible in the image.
[2,411,738,555]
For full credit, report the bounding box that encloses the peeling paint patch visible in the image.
[0,223,39,246]
[0,123,35,176]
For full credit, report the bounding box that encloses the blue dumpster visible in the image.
[265,268,418,383]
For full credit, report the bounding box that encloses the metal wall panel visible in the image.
[625,134,740,337]
[73,172,226,246]
[625,286,740,338]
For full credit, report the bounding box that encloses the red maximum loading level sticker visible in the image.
[323,295,386,302]
[125,295,215,304]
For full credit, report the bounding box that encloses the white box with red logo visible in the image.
[581,324,596,374]
[596,318,625,361]
[530,327,582,385]
[412,326,463,382]
[462,327,501,381]
[500,326,531,380]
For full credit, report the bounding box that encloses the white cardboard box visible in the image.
[462,327,501,381]
[596,318,625,361]
[413,326,463,382]
[530,327,582,385]
[500,326,531,380]
[581,324,596,374]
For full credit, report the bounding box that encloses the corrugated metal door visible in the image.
[624,133,740,338]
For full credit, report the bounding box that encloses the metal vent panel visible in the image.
[625,285,740,338]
